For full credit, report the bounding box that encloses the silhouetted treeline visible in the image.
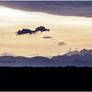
[0,66,92,91]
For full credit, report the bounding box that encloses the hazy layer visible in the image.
[0,6,92,57]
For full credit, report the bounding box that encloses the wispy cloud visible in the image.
[42,36,52,39]
[58,42,66,46]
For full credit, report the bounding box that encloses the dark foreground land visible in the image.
[0,66,92,91]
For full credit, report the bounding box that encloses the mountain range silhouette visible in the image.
[0,49,92,67]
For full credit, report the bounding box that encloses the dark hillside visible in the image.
[0,67,91,91]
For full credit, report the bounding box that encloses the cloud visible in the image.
[58,42,66,46]
[42,36,52,39]
[35,26,50,32]
[1,2,92,17]
[16,26,50,35]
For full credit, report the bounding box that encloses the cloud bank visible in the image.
[1,1,92,17]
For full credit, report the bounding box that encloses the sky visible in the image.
[0,1,92,57]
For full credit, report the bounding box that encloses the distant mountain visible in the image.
[0,49,92,67]
[0,56,54,67]
[52,54,92,67]
[28,56,55,67]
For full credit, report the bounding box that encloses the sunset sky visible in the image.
[0,1,92,57]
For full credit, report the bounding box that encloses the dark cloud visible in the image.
[58,42,66,46]
[42,36,52,39]
[0,1,92,17]
[35,26,49,32]
[17,29,33,35]
[16,26,50,35]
